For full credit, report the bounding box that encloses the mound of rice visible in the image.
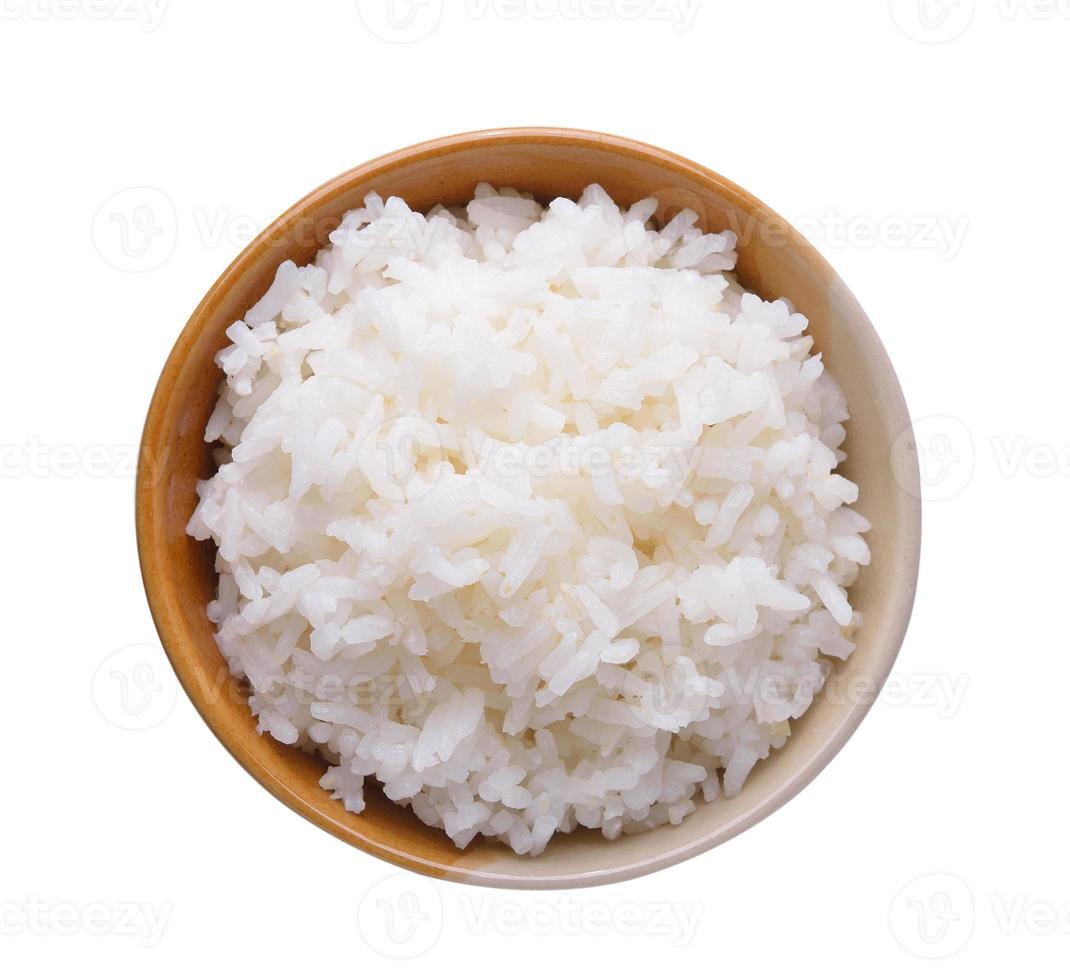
[188,184,869,857]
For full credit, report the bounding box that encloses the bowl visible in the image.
[136,127,921,889]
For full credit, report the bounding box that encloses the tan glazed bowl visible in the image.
[137,128,921,888]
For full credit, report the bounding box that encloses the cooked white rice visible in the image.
[188,184,869,857]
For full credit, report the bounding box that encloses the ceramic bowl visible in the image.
[136,127,921,888]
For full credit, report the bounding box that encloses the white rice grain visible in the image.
[188,185,868,857]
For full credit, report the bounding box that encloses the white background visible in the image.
[2,0,1065,974]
